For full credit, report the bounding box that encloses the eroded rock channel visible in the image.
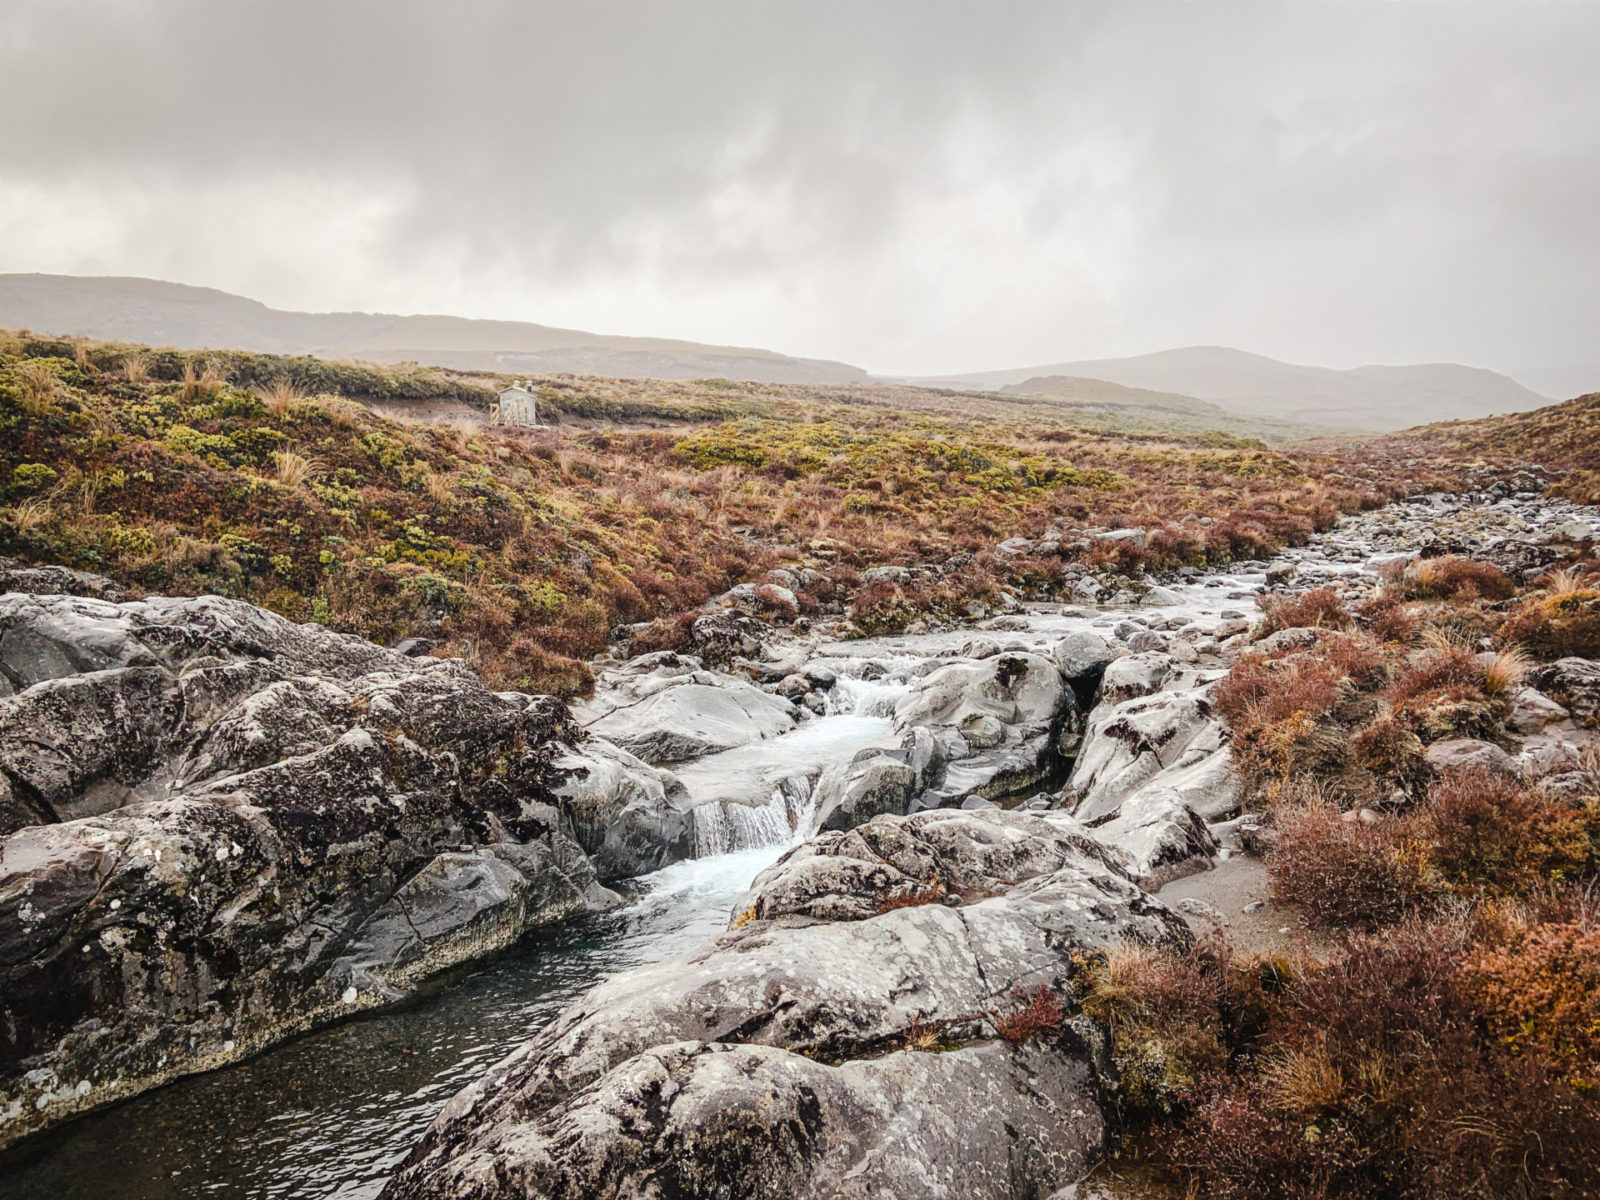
[2,485,1596,1199]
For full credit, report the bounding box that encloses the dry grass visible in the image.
[5,497,51,537]
[1260,1043,1346,1116]
[1542,565,1589,596]
[255,380,305,419]
[120,352,149,383]
[180,359,226,400]
[77,473,99,516]
[13,362,59,413]
[424,471,454,506]
[1480,645,1530,697]
[271,448,322,489]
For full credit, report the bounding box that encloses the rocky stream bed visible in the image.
[2,481,1597,1199]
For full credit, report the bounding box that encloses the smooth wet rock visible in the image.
[1065,663,1237,881]
[892,653,1077,805]
[1097,653,1172,704]
[1126,629,1167,654]
[550,738,692,879]
[0,592,617,1148]
[1051,630,1115,682]
[816,753,921,833]
[586,674,796,764]
[382,809,1188,1200]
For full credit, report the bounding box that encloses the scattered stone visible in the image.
[1423,737,1519,776]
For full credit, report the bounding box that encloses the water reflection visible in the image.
[0,847,783,1200]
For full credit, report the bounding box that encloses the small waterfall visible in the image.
[827,674,912,718]
[688,773,820,857]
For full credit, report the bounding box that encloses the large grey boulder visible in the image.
[1063,664,1235,884]
[1097,652,1172,704]
[890,652,1079,806]
[549,738,693,880]
[0,591,619,1148]
[1052,630,1116,683]
[736,807,1140,923]
[1068,672,1236,823]
[585,664,797,765]
[382,809,1188,1200]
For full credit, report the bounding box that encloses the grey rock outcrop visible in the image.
[1064,661,1234,885]
[381,809,1188,1200]
[1423,737,1519,776]
[550,738,692,879]
[1052,631,1115,676]
[1527,658,1600,728]
[584,660,797,765]
[891,652,1080,807]
[0,556,127,603]
[0,591,620,1147]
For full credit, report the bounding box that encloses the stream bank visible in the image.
[3,486,1597,1198]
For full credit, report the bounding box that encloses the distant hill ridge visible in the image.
[919,344,1552,432]
[0,274,1558,430]
[0,274,869,386]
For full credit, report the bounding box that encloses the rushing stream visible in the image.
[0,577,1272,1200]
[7,491,1591,1199]
[0,847,788,1200]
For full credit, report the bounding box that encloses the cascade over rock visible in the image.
[381,808,1188,1200]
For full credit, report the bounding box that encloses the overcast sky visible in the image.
[2,1,1596,376]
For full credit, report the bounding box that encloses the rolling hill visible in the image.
[996,373,1336,441]
[917,345,1551,431]
[0,274,870,385]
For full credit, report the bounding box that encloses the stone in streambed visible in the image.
[380,808,1188,1200]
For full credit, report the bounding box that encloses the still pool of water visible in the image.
[0,847,785,1200]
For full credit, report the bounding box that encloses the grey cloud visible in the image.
[2,0,1596,376]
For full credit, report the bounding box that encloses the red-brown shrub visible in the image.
[1418,769,1598,895]
[625,611,697,657]
[1498,587,1600,661]
[1357,592,1421,644]
[1402,556,1516,603]
[1465,916,1600,1067]
[1168,919,1600,1200]
[992,984,1066,1043]
[1256,586,1352,635]
[1267,803,1416,929]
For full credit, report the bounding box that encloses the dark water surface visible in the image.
[0,850,776,1200]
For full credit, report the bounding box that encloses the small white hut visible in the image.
[491,380,542,427]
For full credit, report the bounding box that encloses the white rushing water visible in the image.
[25,494,1599,1199]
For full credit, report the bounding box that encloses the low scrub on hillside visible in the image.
[1082,903,1600,1200]
[1101,547,1600,1196]
[0,334,1469,693]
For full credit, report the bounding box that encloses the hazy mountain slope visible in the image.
[918,345,1550,431]
[0,274,869,385]
[997,373,1334,441]
[1507,363,1600,400]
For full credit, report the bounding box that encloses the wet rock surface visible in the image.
[381,809,1187,1200]
[9,482,1600,1189]
[0,592,626,1147]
